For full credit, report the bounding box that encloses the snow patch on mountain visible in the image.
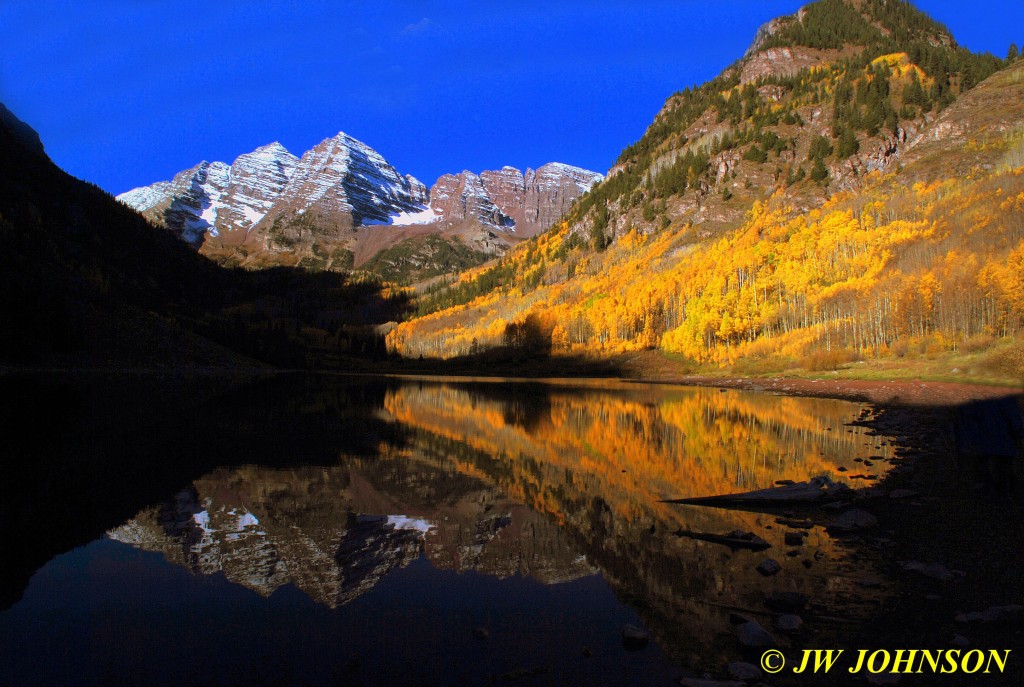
[387,515,435,533]
[118,181,171,213]
[268,131,428,227]
[360,206,440,227]
[217,142,299,233]
[118,131,603,249]
[118,144,298,244]
[532,162,604,193]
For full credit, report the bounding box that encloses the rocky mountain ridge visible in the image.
[118,132,601,280]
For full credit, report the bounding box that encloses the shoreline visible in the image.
[4,361,1021,408]
[639,374,1022,406]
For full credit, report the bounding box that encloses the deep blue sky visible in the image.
[1,1,1021,195]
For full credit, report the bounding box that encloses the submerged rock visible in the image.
[902,560,960,582]
[954,605,1023,623]
[784,531,806,546]
[765,591,808,612]
[674,529,770,551]
[828,508,878,531]
[756,558,781,576]
[621,623,649,650]
[775,614,804,632]
[736,620,776,648]
[727,661,762,680]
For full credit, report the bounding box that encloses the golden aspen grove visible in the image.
[388,30,1024,381]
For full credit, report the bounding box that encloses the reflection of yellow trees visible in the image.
[383,382,890,647]
[384,384,887,528]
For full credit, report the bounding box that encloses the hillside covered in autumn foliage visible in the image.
[388,0,1024,382]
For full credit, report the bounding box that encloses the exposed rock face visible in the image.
[118,144,299,247]
[116,182,172,217]
[252,132,430,250]
[118,132,431,251]
[215,143,299,241]
[743,14,795,58]
[523,163,603,234]
[118,132,601,274]
[428,162,604,238]
[735,5,847,83]
[429,171,514,230]
[119,161,231,246]
[480,166,527,226]
[740,46,843,84]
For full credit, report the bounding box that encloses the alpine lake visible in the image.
[0,372,900,686]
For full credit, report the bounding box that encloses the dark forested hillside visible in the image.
[0,105,409,369]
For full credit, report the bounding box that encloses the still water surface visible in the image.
[0,374,894,686]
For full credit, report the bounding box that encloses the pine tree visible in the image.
[591,204,609,252]
[810,157,830,183]
[903,70,925,108]
[836,127,860,158]
[808,135,834,161]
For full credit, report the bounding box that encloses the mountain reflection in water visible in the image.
[0,374,895,685]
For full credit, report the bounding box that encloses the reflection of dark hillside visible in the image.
[462,382,554,431]
[0,373,406,609]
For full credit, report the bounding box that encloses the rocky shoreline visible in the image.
[836,400,1023,686]
[673,386,1024,686]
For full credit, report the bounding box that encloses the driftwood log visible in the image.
[673,528,771,551]
[663,475,851,508]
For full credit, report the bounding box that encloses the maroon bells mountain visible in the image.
[119,132,602,281]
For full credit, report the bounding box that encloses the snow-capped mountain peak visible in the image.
[116,144,298,245]
[118,130,603,261]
